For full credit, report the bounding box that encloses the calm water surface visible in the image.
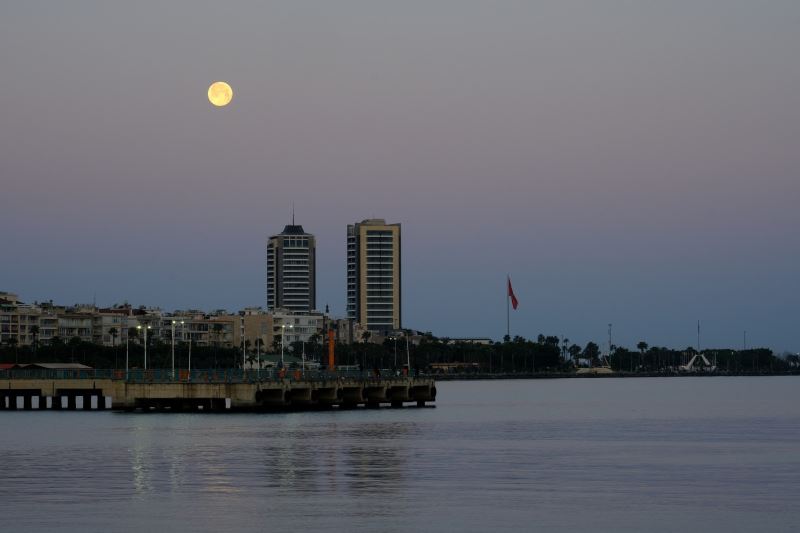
[1,377,798,532]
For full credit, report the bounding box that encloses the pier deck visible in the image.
[0,370,436,412]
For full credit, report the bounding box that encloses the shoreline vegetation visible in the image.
[1,333,797,377]
[434,370,800,380]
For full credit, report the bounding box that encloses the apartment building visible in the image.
[347,219,402,333]
[0,293,356,353]
[270,308,325,346]
[266,224,316,313]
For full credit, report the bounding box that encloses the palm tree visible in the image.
[583,342,600,367]
[6,337,19,364]
[308,333,321,361]
[568,344,581,367]
[212,323,225,368]
[359,331,372,370]
[68,336,82,364]
[212,323,225,342]
[30,325,40,356]
[636,341,648,371]
[109,327,119,369]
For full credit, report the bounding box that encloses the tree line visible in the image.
[2,332,796,374]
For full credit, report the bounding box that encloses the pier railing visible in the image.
[0,368,419,383]
[0,368,117,380]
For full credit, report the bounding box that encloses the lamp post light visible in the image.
[242,334,247,372]
[405,332,411,375]
[390,336,398,368]
[280,324,293,368]
[171,320,183,380]
[125,329,130,380]
[187,323,192,378]
[137,324,152,370]
[241,315,246,372]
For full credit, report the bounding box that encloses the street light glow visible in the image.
[137,323,151,369]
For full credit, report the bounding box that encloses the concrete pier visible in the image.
[0,376,436,412]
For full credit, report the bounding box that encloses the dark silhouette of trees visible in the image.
[568,344,582,366]
[583,342,600,367]
[0,331,794,376]
[5,338,19,364]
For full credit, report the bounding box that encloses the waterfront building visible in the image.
[347,219,402,333]
[329,317,356,345]
[0,292,357,353]
[266,224,316,313]
[58,307,95,344]
[92,308,128,346]
[161,310,236,349]
[157,309,272,353]
[0,292,19,305]
[446,338,494,346]
[37,307,59,345]
[240,308,274,354]
[0,293,41,347]
[1,294,127,348]
[270,308,325,347]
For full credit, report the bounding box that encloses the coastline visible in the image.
[432,370,800,381]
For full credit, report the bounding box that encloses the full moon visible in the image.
[208,81,233,107]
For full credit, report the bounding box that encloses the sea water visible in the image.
[0,377,798,532]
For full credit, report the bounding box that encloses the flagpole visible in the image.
[506,275,510,340]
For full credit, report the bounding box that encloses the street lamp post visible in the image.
[187,324,192,377]
[280,324,293,368]
[125,330,129,379]
[171,320,183,380]
[171,321,176,377]
[405,332,411,375]
[390,336,398,368]
[241,316,246,372]
[137,324,152,370]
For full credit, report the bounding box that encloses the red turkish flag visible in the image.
[507,277,519,310]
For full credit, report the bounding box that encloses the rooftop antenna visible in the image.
[292,201,295,225]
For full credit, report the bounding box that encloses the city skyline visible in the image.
[1,3,798,352]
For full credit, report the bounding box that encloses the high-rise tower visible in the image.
[347,219,401,332]
[267,224,316,313]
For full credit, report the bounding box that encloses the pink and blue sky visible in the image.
[1,2,798,351]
